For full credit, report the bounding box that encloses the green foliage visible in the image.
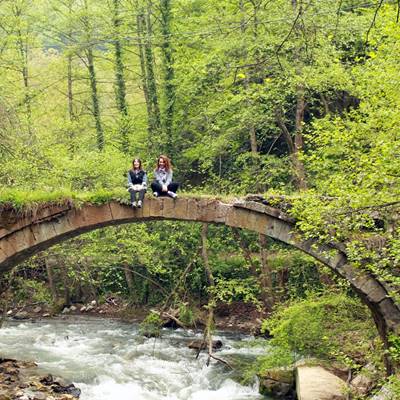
[268,250,324,300]
[0,0,398,377]
[261,292,377,367]
[388,334,400,364]
[211,277,261,306]
[0,187,127,211]
[385,375,400,398]
[13,278,52,304]
[178,303,196,326]
[139,311,163,338]
[254,345,296,372]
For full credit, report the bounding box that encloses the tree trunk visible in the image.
[160,0,176,155]
[231,228,258,276]
[112,0,129,153]
[144,4,162,141]
[14,4,32,137]
[45,257,58,302]
[136,12,153,139]
[294,85,307,189]
[239,1,258,156]
[201,223,216,366]
[83,0,104,150]
[86,48,104,150]
[258,234,274,310]
[201,224,214,286]
[291,0,307,190]
[67,54,74,124]
[59,262,71,306]
[123,262,135,296]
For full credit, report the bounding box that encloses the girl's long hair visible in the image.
[132,158,142,170]
[156,155,172,171]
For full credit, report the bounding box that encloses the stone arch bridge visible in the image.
[0,196,399,365]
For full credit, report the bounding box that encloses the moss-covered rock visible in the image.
[258,367,295,398]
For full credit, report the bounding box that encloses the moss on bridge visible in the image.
[0,187,236,214]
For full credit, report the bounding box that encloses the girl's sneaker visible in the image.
[137,200,142,208]
[167,191,177,199]
[131,201,137,208]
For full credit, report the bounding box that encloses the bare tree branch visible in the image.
[365,0,385,46]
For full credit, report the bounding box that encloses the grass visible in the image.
[0,187,128,213]
[0,187,238,214]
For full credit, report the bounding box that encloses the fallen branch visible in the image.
[160,311,188,331]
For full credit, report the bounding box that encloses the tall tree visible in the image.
[111,0,129,153]
[160,0,176,155]
[82,0,104,150]
[141,1,161,152]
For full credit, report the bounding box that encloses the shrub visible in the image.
[261,292,378,368]
[13,278,52,304]
[139,311,163,338]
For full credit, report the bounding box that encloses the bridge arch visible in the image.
[0,197,399,370]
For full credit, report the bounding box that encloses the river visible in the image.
[0,316,272,400]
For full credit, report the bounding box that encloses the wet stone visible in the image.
[0,361,80,400]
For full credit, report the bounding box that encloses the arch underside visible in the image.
[0,198,399,340]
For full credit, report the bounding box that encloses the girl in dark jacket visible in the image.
[127,158,147,208]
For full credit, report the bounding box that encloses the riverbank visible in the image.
[4,299,266,335]
[0,358,80,400]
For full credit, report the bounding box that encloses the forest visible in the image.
[0,0,400,399]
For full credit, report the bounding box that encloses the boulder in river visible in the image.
[296,365,346,400]
[188,339,223,351]
[40,374,81,398]
[13,311,29,320]
[258,367,295,399]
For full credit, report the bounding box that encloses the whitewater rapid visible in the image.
[0,317,270,400]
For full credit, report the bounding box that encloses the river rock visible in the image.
[296,365,346,400]
[79,306,86,312]
[6,310,13,316]
[40,375,81,398]
[70,306,77,312]
[14,311,29,320]
[90,300,96,306]
[350,363,377,396]
[0,360,80,400]
[258,367,295,398]
[370,386,395,400]
[351,373,374,395]
[188,340,223,351]
[61,308,70,314]
[33,307,42,313]
[33,392,46,400]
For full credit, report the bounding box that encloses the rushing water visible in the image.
[0,316,271,400]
